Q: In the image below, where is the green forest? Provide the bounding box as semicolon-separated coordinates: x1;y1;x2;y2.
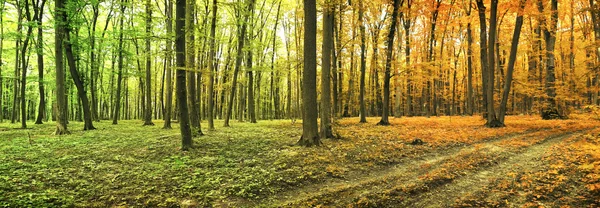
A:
1;0;600;206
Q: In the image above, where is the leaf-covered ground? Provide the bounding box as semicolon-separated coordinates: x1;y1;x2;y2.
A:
0;115;599;207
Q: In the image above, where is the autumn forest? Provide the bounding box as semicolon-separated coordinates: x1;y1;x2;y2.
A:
1;0;600;206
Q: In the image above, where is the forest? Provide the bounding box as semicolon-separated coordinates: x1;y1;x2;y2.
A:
1;0;600;206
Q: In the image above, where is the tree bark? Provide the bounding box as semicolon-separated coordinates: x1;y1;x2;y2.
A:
63;14;96;130
207;0;217;130
54;0;69;135
143;0;154;126
21;0;34;128
164;0;173;129
378;0;402;125
498;0;525;123
113;0;126;125
298;0;321;146
34;0;46;124
358;0;367;123
224;0;254;127
538;0;560;119
176;0;193;150
320;0;334;138
186;0;202;134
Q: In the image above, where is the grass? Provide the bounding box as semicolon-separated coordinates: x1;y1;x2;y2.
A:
0;115;598;207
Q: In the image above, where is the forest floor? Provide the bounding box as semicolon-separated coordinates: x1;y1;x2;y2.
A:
1;115;599;207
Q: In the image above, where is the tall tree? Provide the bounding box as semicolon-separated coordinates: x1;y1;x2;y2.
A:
33;0;46;124
143;0;154;126
224;0;253;127
113;0;126;125
63;0;96;130
320;0;334;138
54;0;69;135
358;0;367;123
21;0;34;128
176;0;193;150
186;0;202;134
538;0;560;119
163;0;173;129
379;0;402;125
207;0;217;130
297;0;320;146
498;0;526;123
465;0;474;116
0;0;3;122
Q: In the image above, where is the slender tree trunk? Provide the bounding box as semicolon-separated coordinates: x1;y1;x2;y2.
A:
21;1;34;128
64;21;96;130
465;1;474;116
34;0;46;124
539;0;560;119
320;0;334;138
113;0;126;125
358;0;367;123
224;0;253;127
298;0;321;146
0;1;4;122
207;0;217;130
54;0;69;134
404;0;412;116
143;0;154;126
164;0;173;129
499;0;525;123
176;0;193;150
378;0;402;125
186;0;202;134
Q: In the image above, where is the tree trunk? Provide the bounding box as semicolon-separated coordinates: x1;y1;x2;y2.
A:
207;0;217;130
0;1;4;122
298;0;321;146
320;0;334;138
498;0;525;123
539;0;560;119
143;0;154;126
164;0;173;129
404;0;412;116
358;0;367;123
54;0;69;135
186;0;202;135
378;0;401;125
113;0;126;125
224;0;254;127
64;19;96;130
34;0;46;124
465;1;474;116
176;0;193;150
21;0;34;128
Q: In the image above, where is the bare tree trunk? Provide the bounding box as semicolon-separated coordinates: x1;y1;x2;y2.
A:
358;0;367;123
176;0;193;150
21;0;34;128
207;0;217;130
34;0;47;124
224;0;254;127
54;0;69;134
378;0;402;125
539;0;561;119
186;0;202;134
298;0;321;146
320;0;334;138
499;0;525;123
164;0;173;129
113;0;126;125
143;0;154;126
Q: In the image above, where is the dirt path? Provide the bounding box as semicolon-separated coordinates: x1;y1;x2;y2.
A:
406;131;587;208
256;128;577;207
